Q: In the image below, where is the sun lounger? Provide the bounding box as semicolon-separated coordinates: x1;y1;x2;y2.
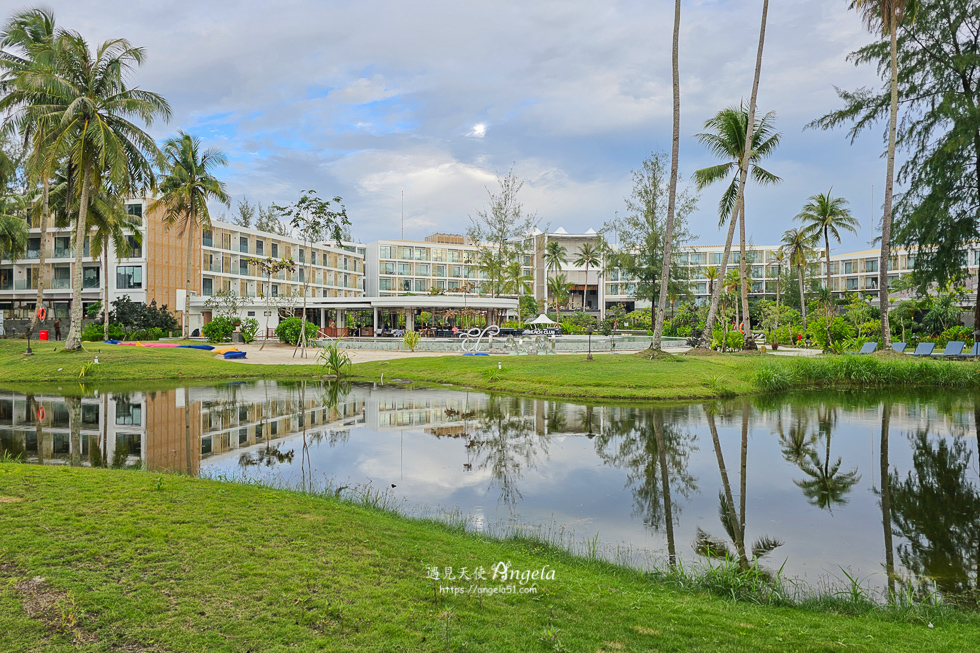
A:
891;342;907;354
907;342;936;357
958;343;980;359
932;341;965;358
849;342;878;355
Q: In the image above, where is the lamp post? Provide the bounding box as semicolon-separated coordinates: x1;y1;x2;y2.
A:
586;326;594;361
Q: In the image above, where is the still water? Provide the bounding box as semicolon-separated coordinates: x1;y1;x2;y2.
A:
2;380;978;600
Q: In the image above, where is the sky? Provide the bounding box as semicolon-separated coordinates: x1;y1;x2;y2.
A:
28;0;890;251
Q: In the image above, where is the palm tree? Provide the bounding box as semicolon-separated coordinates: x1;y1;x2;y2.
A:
704;265;719;297
503;259;532;327
695;104;781;350
573;242;601;311
795;190;859;295
767;248;787;339
781;228;817;334
543;239;566;317
0;8;58;336
547;273;570;325
0;191;29;261
30;30;170;349
795;190;858;348
849;0;911;350
151;132;229;338
653;0;684;352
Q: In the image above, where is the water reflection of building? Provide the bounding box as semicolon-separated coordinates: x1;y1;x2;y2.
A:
0;382;367;474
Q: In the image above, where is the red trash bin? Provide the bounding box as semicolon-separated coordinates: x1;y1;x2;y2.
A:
39;330;49;341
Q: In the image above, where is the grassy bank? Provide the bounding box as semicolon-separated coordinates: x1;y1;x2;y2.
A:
351;351;765;401
1;464;976;652
0;340;319;383
350;351;980;402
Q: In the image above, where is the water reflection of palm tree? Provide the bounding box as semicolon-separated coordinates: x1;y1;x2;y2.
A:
65;395;81;467
890;429;980;606
793;406;860;511
593;407;697;566
778;408;816;466
700;405;782;571
878;401;896;599
466;395;543;504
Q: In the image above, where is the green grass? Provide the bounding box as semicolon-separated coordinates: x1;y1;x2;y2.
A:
0;340;319;383
755;355;980;392
1;464;978;652
351;351;765;401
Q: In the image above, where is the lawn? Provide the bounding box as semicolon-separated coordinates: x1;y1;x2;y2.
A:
0;339;319;384
1;464;975;652
351;351;767;401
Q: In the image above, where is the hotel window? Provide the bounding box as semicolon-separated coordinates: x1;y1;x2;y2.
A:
256;240;264;256
83;267;100;288
844;261;854;274
203;230;213;247
414;279;427;292
271;284;279;297
432;249;446;262
711;252;723;265
417;264;429;275
846;277;858;290
379;279;392;291
124;235;142;258
451;266;462;278
865;259;878;273
116;266;143;289
398;263;411;275
383;262;396;275
415;248;427;261
310;251;316;265
907;254;915;268
402;279;411;291
865;277;878;289
435;265;446;277
240;237;249;253
436;280;445;290
449;250;461;263
400;247;413;260
380;245;391;258
448;280;459;290
115;402;142;426
125;203;143;219
298;248;304;263
203;278;213;296
271;243;279;258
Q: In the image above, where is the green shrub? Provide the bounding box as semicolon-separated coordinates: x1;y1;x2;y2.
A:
805;316;854;349
403;331;421;352
319;340;352;376
240;318;260;344
82;323;125;342
202;316;235;343
275;317;319;345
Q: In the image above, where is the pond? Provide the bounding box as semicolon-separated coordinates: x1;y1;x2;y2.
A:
2;380;978;603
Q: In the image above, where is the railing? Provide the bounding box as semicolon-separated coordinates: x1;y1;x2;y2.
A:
25;250;40;260
53;248;71;259
51;278;71;289
209;263;223;273
82;278;99;289
14;280;36;290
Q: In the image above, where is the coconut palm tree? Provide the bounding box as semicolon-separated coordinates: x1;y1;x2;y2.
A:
574;242;601;311
695;104;781;350
723;267;742;327
849;0;912;350
704;265;719;297
795;190;859;294
0;204;29;261
547;273;570;325
151;132;229;338
544;240;566;279
768;248;787;338
781;228;817;334
795;190;858;348
0;8;58;335
29;30;170;349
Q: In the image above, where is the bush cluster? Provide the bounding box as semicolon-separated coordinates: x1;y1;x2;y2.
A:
202;316;236;343
275;317;319;345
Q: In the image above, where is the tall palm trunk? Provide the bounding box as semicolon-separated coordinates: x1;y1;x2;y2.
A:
735;0;771;350
65;166;92;351
31;178;50;336
739;404;749;545
775;263;781;337
879;22;898;349
798;263;808;335
653;410;676;566
824;228;835;348
700;214;739;347
653;0;682;351
739;203;754;348
183;210;195;339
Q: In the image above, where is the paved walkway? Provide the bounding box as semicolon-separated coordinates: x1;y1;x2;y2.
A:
221;342;823;365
